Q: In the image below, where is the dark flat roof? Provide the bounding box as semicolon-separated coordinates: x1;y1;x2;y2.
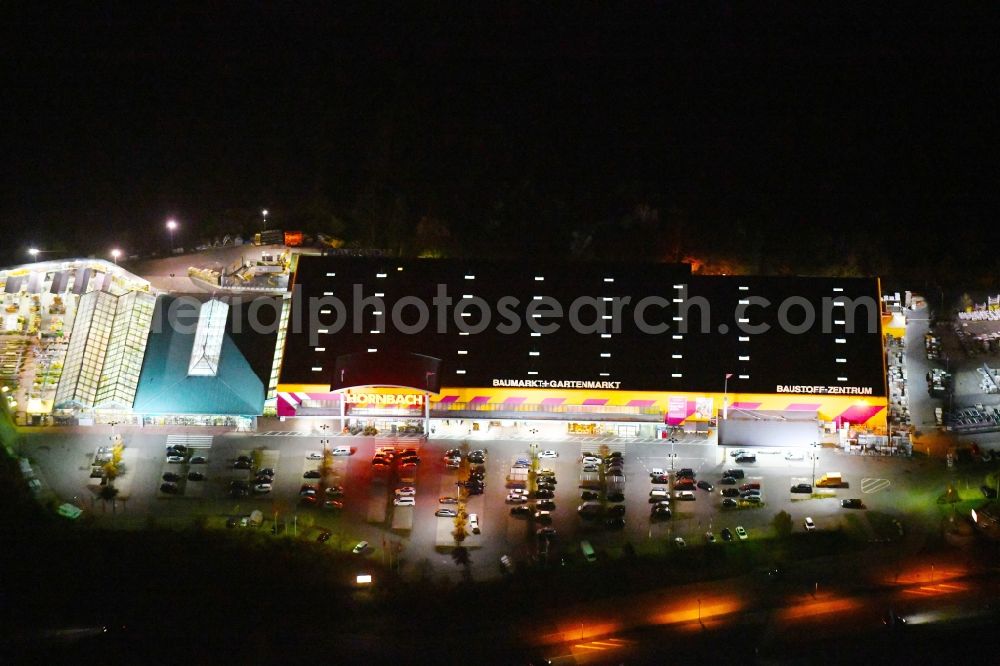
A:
280;257;885;397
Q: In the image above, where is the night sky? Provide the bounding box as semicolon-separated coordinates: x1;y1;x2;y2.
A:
2;4;997;281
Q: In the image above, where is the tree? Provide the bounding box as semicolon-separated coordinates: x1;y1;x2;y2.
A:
772;510;793;538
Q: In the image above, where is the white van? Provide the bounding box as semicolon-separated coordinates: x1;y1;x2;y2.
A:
469;513;481;534
332;446;352;456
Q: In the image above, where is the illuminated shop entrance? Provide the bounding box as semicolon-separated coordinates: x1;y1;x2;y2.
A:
342;389;429;435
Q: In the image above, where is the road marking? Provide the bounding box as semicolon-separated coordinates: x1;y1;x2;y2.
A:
861;477;891;493
166;434;213;448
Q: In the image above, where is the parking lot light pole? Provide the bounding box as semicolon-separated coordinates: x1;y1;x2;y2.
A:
668;436;678;470
811;442;819;488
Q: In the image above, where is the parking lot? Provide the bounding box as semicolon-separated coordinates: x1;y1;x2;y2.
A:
18;421;953;580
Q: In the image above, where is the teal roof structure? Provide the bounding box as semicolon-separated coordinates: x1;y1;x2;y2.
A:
133;297;265;415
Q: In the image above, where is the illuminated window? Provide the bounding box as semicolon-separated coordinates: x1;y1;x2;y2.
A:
367;348;377;353
738;355;750;361
604;278;614;283
600;352;611;358
529;351;540;356
738;374;749;379
456;369;466;374
671;373;682;378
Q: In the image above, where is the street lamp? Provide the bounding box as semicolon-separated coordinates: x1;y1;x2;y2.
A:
166;219;178;251
110;249;121;265
28;248;39;259
723;373;733;420
811;442;819;489
261;209;269;230
668;434;679;470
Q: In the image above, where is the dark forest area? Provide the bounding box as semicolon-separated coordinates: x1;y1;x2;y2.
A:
2;5;996;286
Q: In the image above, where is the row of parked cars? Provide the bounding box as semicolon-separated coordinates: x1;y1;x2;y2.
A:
160;444;208;494
578;451;627;529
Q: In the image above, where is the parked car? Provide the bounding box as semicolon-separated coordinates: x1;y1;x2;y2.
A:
721;487;740;497
582;456;601;465
674;537;687;548
735;455;757;463
439;496;458;504
791;483;813;493
651;474;670;484
187;471;205;481
300;485;318;496
469;513;481;534
162;472;181;482
160;482;178;494
507;494;528;504
258;468;275;477
649;489;670;501
677;468;695;478
841;498;864;509
719;476;737;485
394;486;416;497
300;495;318;505
436;508;458;517
740;482;761;491
735;526;748;540
674;490;696;501
804;516;816;531
306;451;323;460
253;483;272;494
725;468;745;479
468;450;486;464
534;510;553;523
651;505;672;519
537;500;556;511
510;506;532;517
705;531;716;543
167;444;187;454
534;489;554;499
674;479;697;490
325;486;345;497
536;527;557;539
582;490;599;501
721;498;738;508
981;485;998;499
303;470;321;478
539;450;558;458
190;456;207;464
607;504;626;517
606;492;625;502
352;540;369;554
317;531;331;543
696;480;714;492
740;496;762;505
720;527;733;541
166;456;185;464
393;497;415;506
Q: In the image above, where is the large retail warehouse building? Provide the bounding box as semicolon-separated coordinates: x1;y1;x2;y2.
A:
276;257;888;445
